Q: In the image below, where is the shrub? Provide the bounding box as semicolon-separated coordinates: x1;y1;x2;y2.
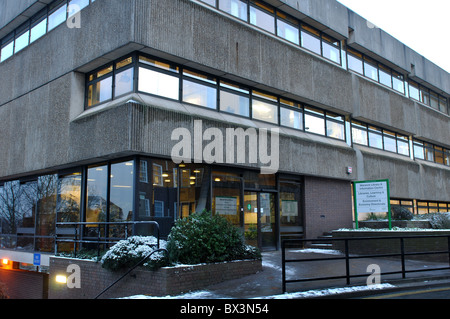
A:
430;213;450;229
166;210;261;265
391;206;413;221
101;236;169;271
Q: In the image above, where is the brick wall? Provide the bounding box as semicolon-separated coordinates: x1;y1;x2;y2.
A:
0;268;48;299
48;257;262;299
304;176;353;239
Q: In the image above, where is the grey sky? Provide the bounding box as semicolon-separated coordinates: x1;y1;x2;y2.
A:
337;0;450;73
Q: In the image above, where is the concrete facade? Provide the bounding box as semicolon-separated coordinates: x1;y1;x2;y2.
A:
0;0;449;282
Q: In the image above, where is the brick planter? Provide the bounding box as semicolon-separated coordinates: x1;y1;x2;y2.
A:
48;257;262;299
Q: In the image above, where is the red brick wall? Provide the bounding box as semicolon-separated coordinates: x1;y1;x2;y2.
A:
304;176;353;239
0;268;48;299
48;257;262;299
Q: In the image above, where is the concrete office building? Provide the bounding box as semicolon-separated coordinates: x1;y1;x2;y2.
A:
0;0;449;297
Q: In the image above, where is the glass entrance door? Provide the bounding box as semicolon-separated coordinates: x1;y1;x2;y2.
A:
244;191;277;250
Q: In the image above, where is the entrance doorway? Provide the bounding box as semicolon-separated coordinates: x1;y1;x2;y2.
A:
244;191;277;250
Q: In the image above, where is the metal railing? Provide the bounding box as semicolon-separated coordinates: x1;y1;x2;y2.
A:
54;221;161;258
281;234;450;293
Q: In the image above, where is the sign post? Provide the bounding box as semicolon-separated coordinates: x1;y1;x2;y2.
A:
353;179;391;230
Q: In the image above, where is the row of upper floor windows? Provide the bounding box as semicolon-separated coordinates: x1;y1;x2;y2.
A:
0;0;95;63
347;48;449;115
198;0;450;117
86;52;450;167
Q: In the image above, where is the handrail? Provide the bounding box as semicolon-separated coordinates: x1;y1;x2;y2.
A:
54;221;161;257
281;234;450;293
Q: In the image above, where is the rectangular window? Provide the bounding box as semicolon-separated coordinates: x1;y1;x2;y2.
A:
351;121;368;146
322;34;340;63
392;71;405;94
435;146;444;164
14;29;30;54
183;70;217;109
430;92;439;110
252;91;278;124
378;64;392;88
201;0;216;6
383;131;397;153
30;17;47;44
277;17;299;45
48;2;68;31
219;0;248;21
280;99;303;130
420;87;430;105
368;126;383;149
347;49;363;74
397;135;410;156
0;39;14;62
408;81;420;101
439;96;448;114
68;0;90;12
249;1;275;33
326;113;345;140
138;67;179;100
424;143;434;162
115;67;134;97
413;141;425;160
444;149;450;166
364;57;378;82
304;107;325;136
301;26;321;55
87;76;112;107
109;161;134;224
219;81;250;117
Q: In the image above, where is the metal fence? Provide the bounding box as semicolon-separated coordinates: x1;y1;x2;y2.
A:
54;221;161;258
281;234;450;293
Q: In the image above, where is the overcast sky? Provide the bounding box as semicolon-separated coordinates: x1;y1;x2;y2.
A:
336;0;450;73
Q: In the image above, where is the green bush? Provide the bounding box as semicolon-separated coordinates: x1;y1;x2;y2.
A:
391;206;413;221
166;211;261;265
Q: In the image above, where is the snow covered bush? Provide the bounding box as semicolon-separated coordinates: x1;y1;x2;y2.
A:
101;236;169;271
391;206;413;220
430;213;450;229
166;210;261;265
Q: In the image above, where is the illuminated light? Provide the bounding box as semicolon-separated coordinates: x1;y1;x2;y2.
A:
190;181;195;185
193;170;200;173
162;173;169;177
214;178;221;182
189;176;196;180
164;179;171;183
179;164;185;168
125;162;133;166
55;275;67;284
2;259;9;265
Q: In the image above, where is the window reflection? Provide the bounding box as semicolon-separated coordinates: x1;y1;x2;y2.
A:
212;172;242;227
250;1;275;33
30;18;47;44
277;18;299;45
252;98;278;124
48;3;68;31
85;165;107;237
0;40;14;62
301;28;321;55
115;67;134;97
87;77;112;107
219;0;247;21
139;67;179;100
183;78;217;109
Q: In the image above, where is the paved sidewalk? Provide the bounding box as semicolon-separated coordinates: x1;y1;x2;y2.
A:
195;249;450;299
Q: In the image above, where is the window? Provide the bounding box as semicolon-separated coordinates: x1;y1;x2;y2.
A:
420;87;430;105
413;140;425;160
251;91;278;124
364;57;378;82
48;1;68;31
392;71;405;94
430;92;439;110
408;81;420;101
397;135;410;156
347;49;363;74
182;70;217;109
368;126;383;149
276;12;299;45
280;99;303;130
219;81;250;117
439;96;448;113
14;27;30;54
110;161;134;223
201;0;217;6
219;0;247;21
30;16;47;44
69;0;90;11
326;113;345;140
424;142;434;162
138;67;179;100
304;107;325;136
383;130;397;153
301;25;321;55
322;34;340;64
351;121;368;146
249;1;275;33
0;37;14;62
87;65;113;108
378;64;392;88
115;65;134;97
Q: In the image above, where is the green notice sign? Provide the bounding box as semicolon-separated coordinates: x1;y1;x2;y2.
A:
353;179;391;229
